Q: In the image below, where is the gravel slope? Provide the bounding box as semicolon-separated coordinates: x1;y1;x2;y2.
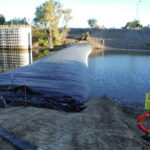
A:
0;97;150;150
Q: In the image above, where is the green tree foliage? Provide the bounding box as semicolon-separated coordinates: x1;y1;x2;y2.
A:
32;27;48;46
88;18;98;28
33;49;50;61
60;9;72;42
34;0;72;49
5;17;29;25
123;20;143;29
0;14;5;25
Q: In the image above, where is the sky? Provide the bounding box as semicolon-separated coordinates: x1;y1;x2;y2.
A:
0;0;150;28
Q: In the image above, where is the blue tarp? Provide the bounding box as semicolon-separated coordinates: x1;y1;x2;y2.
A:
0;44;92;111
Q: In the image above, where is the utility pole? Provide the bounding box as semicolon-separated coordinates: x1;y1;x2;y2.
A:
136;0;142;20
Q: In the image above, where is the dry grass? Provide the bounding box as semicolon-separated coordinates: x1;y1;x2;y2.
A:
65;36;107;56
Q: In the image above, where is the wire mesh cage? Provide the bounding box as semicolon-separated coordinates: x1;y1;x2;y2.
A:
0;25;32;72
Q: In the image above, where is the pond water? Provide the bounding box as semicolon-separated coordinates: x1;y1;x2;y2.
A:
88;50;150;108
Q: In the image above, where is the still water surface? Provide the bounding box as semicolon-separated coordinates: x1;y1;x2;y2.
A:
88;50;150;107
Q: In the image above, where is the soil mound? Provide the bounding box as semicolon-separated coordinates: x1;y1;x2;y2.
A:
0;98;149;150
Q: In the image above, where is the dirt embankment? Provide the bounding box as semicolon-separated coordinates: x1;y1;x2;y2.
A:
0;97;149;150
66;28;150;51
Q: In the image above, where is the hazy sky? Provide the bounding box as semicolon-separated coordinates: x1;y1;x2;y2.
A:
0;0;150;28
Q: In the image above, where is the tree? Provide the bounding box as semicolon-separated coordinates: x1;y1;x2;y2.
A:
60;9;72;43
123;20;143;29
34;0;72;49
88;18;98;28
5;17;29;25
0;14;5;25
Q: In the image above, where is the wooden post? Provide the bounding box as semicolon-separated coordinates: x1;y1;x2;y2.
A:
24;81;27;106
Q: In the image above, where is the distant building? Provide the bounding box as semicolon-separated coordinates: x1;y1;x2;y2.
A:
0;25;32;72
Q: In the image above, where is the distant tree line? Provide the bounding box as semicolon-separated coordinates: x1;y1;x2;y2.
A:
0;14;29;25
0;14;5;25
5;17;29;25
87;18;150;30
122;20;150;29
123;20;143;29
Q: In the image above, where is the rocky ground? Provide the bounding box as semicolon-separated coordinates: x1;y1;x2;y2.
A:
0;97;150;150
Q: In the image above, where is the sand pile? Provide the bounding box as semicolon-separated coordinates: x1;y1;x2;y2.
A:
0;97;150;150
